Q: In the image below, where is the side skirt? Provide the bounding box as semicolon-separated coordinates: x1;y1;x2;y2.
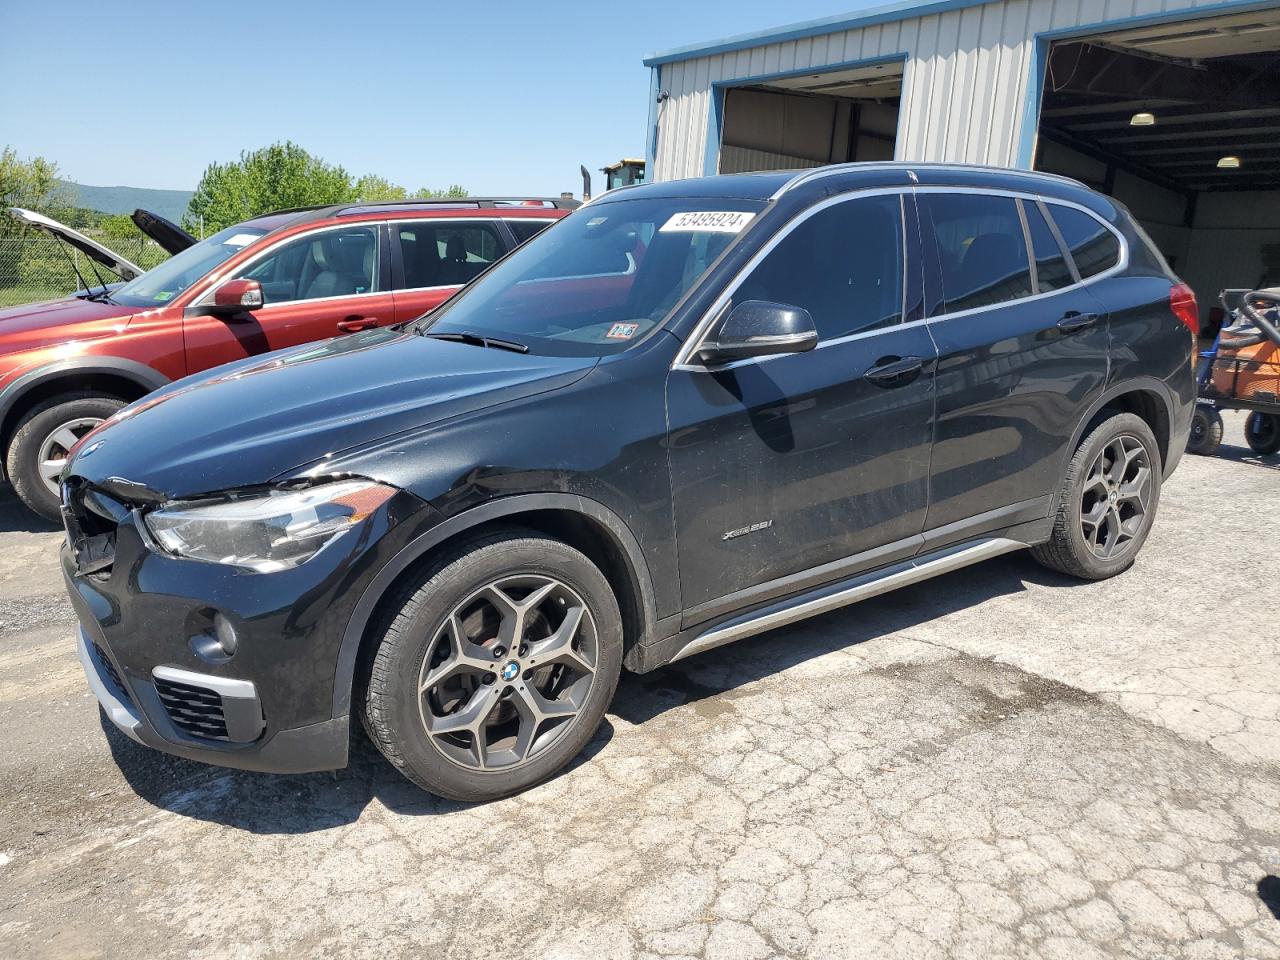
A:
663;536;1029;666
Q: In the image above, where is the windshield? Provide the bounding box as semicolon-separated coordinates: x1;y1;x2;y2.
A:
110;225;269;308
422;196;765;356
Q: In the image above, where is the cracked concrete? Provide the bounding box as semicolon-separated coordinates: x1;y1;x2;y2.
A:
1;412;1278;959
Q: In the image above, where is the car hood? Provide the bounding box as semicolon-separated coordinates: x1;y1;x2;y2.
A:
130;209;196;255
67;328;598;500
0;295;137;351
8;207;144;280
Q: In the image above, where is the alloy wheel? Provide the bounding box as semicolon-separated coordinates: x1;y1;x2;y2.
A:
36;417;103;497
1079;434;1152;560
417;574;599;771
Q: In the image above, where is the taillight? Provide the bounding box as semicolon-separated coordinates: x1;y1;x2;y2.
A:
1170;282;1199;336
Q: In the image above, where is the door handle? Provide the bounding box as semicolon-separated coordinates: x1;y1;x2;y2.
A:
864;355;924;387
1056;311;1099;333
337;316;378;333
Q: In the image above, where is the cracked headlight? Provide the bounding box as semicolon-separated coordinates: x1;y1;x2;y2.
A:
144;479;397;572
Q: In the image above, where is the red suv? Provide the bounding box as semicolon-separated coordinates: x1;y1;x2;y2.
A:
0;198;573;519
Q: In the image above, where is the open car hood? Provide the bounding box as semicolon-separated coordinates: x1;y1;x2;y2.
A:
8;207;144;281
130;208;196;255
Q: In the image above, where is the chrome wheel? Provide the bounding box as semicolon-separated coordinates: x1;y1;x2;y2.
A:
417;574;598;771
1079;434;1152;560
36;417;102;496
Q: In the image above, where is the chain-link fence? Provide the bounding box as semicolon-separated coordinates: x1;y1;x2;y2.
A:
0;233;171;308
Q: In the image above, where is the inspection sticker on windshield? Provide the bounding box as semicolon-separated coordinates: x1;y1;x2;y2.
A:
606;322;640;340
223;233;258;247
659;211;754;234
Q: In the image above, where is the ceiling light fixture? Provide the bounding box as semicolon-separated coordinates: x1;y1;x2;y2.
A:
1217;155;1242;169
1130;112;1156;126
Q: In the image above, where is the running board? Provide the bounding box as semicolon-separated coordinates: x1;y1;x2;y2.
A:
670;537;1028;663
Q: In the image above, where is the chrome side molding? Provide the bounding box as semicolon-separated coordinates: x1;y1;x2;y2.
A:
671;537;1027;663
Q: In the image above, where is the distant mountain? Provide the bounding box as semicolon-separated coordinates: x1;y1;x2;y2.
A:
58;180;194;223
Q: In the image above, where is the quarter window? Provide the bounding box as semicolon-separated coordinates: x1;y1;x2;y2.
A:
923;194;1033;313
240;227;380;304
732;194;904;341
506;219;556;244
1023;201;1073;292
398;221;505;289
1048;205;1120;279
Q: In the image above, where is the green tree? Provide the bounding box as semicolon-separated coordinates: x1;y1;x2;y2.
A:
353;174;408;202
413;184;469;199
184;141;355;233
0;146;68;233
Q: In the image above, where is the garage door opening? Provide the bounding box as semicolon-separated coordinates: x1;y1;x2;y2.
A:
1034;8;1280;334
717;61;902;175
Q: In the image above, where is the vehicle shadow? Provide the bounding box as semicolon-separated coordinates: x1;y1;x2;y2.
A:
0;489;61;534
612;552;1069;726
102;710;617;834
104;553;1073;833
1209;442;1280;471
1260;875;1280;921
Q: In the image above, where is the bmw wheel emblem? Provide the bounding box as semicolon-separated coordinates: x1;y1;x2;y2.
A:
501;660;520;682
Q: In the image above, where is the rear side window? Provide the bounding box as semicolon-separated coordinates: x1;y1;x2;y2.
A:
1023;201;1073;292
923;194;1033;313
1047;205;1120;279
733;193;904;341
398;221;505;289
506;219;556;244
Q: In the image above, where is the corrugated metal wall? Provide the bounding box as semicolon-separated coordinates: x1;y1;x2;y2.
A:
652;0;1242;182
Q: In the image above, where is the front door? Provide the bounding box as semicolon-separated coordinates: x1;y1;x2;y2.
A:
918;192;1111;537
667;192;937;623
184;224;394;371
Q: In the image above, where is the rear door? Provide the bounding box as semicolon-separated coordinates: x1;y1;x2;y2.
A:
666;190;937;621
919;190;1111;542
390;218;510;323
183;223;394;371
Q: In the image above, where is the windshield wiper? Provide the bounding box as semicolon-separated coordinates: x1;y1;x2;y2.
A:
425;331;529;354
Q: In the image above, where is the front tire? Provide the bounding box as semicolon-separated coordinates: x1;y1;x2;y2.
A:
6;393;125;522
1244;412;1280;455
1032;413;1162;581
362;529;623;801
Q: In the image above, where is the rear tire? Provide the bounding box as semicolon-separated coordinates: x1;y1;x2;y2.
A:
1244;412;1280;455
6;393;124;522
1032;413;1162;581
1186;406;1223;456
362;529;623;802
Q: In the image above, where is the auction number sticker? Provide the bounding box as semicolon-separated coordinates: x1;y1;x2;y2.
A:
659;211;754;233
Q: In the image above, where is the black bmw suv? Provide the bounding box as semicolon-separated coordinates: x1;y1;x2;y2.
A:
62;164;1196;801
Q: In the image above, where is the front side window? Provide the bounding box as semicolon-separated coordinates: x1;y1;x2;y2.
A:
239;226;380;304
924;194;1033;314
732;194;904;341
1049;205;1121;280
110;225;268;308
422;197;764;356
398;221;505;289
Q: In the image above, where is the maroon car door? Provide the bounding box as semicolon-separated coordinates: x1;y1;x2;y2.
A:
184;224;395;371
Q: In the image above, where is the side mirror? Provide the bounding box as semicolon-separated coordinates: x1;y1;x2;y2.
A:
698;300;818;364
209;278;263;316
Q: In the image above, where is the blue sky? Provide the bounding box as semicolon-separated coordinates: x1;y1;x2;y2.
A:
0;0;882;196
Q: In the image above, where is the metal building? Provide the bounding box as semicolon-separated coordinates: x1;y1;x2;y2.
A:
643;0;1280;321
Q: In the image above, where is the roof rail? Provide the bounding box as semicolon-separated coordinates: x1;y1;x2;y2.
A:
331;197;580;217
770;162;1085;199
258;196;580;221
